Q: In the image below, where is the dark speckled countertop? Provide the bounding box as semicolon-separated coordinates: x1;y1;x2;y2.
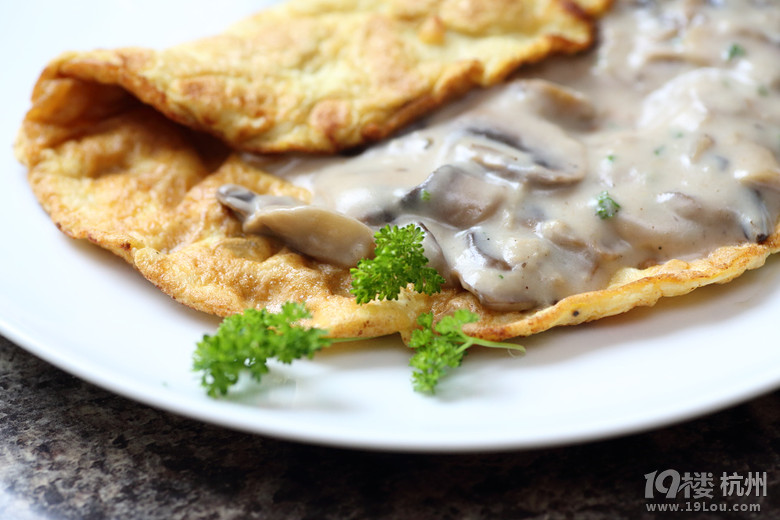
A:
1;333;778;520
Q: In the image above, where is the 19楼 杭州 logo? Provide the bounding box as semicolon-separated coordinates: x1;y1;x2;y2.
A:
645;470;766;499
643;470;766;513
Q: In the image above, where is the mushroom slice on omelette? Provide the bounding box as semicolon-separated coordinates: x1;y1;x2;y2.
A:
15;0;780;342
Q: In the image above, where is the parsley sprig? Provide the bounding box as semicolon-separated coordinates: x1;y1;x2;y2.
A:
409;310;525;394
193;302;331;397
193;304;524;397
350;223;445;304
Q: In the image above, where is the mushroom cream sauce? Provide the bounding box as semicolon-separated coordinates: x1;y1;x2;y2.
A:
221;0;780;312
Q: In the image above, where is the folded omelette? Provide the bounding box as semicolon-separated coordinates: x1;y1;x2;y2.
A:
15;0;780;341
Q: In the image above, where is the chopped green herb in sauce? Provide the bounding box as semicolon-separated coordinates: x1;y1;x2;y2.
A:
725;43;746;61
595;191;621;219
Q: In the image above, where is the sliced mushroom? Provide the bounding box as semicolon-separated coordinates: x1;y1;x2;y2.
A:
738;190;774;243
688;134;715;162
453;255;538;312
464;231;512;270
659;191;774;242
732;140;780;191
537;220;624;278
537;220;589;251
613;190;773;258
444;118;588;186
217;184;375;267
217;184;302;218
518;80;597;132
400;163;506;228
450;234;554;311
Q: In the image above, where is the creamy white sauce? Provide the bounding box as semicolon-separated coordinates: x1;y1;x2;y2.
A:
249;0;780;311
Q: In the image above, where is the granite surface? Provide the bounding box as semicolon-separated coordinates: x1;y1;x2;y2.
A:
1;333;778;520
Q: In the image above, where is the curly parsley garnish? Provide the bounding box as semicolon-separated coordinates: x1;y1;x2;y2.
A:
350;223;445;304
193;302;332;397
409;310;525;394
193;305;524;397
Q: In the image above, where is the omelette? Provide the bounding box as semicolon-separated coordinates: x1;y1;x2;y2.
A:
14;0;780;342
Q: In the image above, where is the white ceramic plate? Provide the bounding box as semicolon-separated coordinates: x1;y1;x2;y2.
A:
3;0;780;452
